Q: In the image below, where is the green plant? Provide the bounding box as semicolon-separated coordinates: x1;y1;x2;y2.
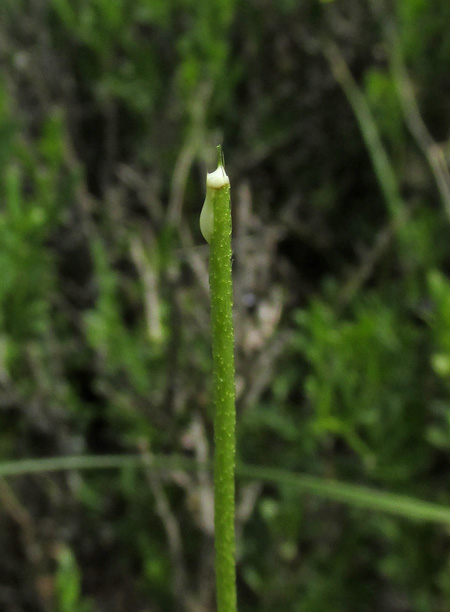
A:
201;146;237;612
54;545;92;612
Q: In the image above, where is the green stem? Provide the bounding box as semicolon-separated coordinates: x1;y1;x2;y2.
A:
208;146;237;612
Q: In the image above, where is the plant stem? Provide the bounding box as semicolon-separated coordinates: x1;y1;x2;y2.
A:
206;146;237;612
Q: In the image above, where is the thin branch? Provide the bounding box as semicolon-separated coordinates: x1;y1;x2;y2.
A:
1;454;450;526
390;36;450;220
323;40;407;232
138;441;192;611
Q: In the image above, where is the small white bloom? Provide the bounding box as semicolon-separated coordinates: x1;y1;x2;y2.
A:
200;163;229;243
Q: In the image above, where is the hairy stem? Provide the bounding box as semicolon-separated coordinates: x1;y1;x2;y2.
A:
207;146;237;612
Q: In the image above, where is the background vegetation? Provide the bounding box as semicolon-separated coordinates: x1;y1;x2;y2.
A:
1;0;450;610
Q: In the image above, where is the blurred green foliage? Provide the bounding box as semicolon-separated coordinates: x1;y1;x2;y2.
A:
54;546;92;612
1;0;450;610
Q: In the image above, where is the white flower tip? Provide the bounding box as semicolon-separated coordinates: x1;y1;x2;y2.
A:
206;165;230;190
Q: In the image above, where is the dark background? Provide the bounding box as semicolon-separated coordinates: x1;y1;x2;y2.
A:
1;0;450;610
